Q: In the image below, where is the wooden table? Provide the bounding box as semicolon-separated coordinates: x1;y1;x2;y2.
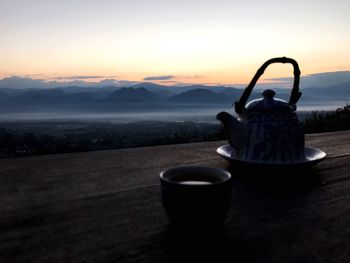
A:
0;130;350;262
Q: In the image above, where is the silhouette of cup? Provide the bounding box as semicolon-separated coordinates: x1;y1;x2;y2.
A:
160;166;232;225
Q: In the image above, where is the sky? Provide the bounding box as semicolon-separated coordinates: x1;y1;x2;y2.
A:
1;0;350;86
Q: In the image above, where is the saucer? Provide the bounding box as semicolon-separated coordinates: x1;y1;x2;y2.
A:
217;145;326;168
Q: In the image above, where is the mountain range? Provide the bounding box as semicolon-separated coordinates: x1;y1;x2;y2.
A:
0;80;349;113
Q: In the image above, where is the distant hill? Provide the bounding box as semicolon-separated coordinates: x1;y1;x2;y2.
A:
12;89;66;104
131;82;175;97
219;88;244;100
302;81;350;100
60;92;98;104
0;80;349;115
168;89;231;104
107;87;162;103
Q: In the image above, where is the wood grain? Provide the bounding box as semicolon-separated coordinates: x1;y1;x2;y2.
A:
0;130;349;262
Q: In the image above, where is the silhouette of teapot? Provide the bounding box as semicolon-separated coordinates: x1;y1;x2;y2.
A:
217;57;305;164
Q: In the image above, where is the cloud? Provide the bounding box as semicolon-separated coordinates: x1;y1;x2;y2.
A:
53;75;117;80
24;74;45;77
0;76;137;89
142;74;204;85
159;79;221;87
143;75;176;81
180;75;203;79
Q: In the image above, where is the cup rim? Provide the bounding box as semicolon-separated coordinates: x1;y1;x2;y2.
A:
160;165;231;186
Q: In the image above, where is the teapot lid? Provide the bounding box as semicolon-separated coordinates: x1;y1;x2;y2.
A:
245;89;292;113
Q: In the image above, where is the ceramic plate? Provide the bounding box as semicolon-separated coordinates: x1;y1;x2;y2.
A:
217;145;326;168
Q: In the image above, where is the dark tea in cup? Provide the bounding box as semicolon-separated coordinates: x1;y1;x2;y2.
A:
160;166;232;225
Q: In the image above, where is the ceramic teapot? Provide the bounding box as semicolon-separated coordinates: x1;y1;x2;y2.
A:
217;57;305;164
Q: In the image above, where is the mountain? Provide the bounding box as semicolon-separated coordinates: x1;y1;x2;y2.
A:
302;81;350;100
60;92;99;104
131;82;175;97
168;89;231;104
187;85;229;93
107;87;162;103
12;89;66;104
0;79;349;115
220;87;244;100
54;85;118;94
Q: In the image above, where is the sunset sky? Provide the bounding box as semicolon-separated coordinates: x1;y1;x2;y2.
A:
1;0;350;86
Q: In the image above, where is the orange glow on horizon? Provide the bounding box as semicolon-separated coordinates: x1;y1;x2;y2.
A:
1;0;349;86
1;62;350;88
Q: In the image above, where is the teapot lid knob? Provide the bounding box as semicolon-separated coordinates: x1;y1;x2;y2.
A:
262;89;275;99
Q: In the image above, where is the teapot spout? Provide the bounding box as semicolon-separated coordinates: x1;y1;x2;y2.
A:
216;111;246;155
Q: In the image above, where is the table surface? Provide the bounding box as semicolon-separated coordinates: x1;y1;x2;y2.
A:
0;130;350;263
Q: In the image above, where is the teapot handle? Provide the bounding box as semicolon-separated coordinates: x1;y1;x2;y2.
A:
234;57;302;114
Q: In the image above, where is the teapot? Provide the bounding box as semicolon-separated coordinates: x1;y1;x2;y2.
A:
217;57;305;164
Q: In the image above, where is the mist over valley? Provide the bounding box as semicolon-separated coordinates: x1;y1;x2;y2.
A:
0;76;349;122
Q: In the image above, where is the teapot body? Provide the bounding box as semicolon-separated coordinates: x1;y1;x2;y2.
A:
240;110;305;163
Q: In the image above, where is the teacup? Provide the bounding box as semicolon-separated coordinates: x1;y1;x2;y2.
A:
160;166;232;225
